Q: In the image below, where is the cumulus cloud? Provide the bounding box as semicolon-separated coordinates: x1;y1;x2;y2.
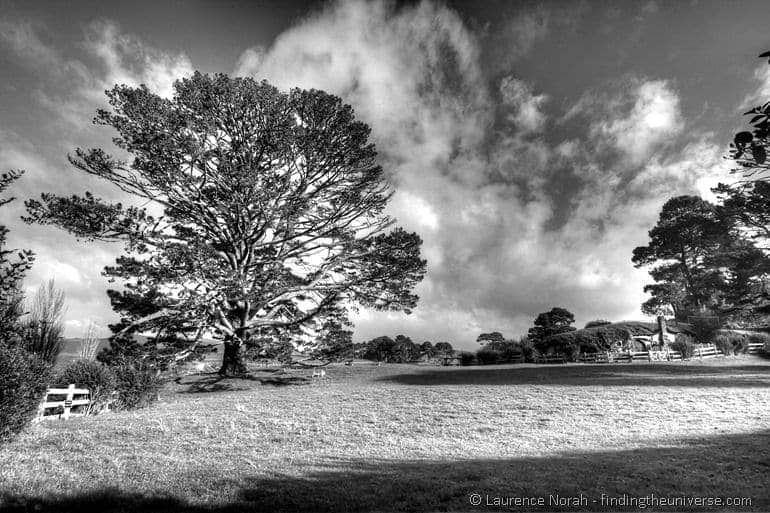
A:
500;77;548;134
83;20;193;100
741;61;770;112
569;78;684;165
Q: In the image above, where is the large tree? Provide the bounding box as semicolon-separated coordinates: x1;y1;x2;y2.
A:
632;196;728;320
713;164;770;322
708;52;770;321
527;307;576;343
24;73;427;375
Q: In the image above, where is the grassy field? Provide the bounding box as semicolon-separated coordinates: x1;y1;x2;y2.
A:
0;357;769;512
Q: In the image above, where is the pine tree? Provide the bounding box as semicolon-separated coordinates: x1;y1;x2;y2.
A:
24;74;426;375
0;171;34;344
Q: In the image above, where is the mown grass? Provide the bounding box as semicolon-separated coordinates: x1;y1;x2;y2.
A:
1;358;769;512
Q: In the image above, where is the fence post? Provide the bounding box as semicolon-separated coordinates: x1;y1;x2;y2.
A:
63;384;75;420
35;393;47;422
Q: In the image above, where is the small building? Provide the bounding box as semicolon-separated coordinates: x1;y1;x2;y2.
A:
617;318;694;351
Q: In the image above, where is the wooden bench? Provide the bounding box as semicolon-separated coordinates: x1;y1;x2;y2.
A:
36;384;91;421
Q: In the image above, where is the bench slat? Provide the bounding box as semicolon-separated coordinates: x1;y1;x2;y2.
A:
46;388;90;395
42;399;91;408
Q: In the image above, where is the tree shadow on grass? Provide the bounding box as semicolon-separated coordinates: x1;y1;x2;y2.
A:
174;372;310;394
378;363;770;388
2;430;768;512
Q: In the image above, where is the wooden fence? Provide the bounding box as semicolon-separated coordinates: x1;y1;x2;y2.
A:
506;341;764;366
692;343;720;358
571;344;724;364
535;354;567;364
36;384;91;421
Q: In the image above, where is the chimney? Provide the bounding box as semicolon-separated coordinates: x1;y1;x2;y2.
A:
657;315;667;347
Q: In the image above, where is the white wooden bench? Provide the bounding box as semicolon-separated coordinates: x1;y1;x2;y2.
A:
36;384;91;421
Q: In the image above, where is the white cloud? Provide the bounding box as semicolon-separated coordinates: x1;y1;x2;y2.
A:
500;77;548;133
742;62;770;109
83;20;194;100
588;79;684;165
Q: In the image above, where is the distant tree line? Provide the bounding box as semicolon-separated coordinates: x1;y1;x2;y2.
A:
321;334;454;363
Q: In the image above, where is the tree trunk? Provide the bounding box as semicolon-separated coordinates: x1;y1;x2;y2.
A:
657;315;667;348
219;338;247;376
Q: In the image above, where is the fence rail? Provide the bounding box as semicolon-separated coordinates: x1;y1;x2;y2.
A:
502;340;765;366
693;344;719;358
535;354;567;364
573;344;723;364
36;384;91;421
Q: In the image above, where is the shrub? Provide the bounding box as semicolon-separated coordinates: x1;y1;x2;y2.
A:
19;279;66;364
538;326;630;360
78;322;101;361
459;351;476;366
476;340;523;364
56;360;116;413
713;334;734;356
670;334;696;359
731;333;751;354
112;365;162;410
748;332;770;354
0;344;51;441
714;331;761;355
690;317;719;344
476;346;501;365
518;337;538;362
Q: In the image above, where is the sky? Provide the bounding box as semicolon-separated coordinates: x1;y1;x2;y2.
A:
2;0;770;349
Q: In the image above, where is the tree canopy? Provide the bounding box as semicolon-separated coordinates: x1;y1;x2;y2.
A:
0;172;34;297
527;307;576;342
476;332;504;345
707;51;770;322
24;73;427;374
632;195;727;319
